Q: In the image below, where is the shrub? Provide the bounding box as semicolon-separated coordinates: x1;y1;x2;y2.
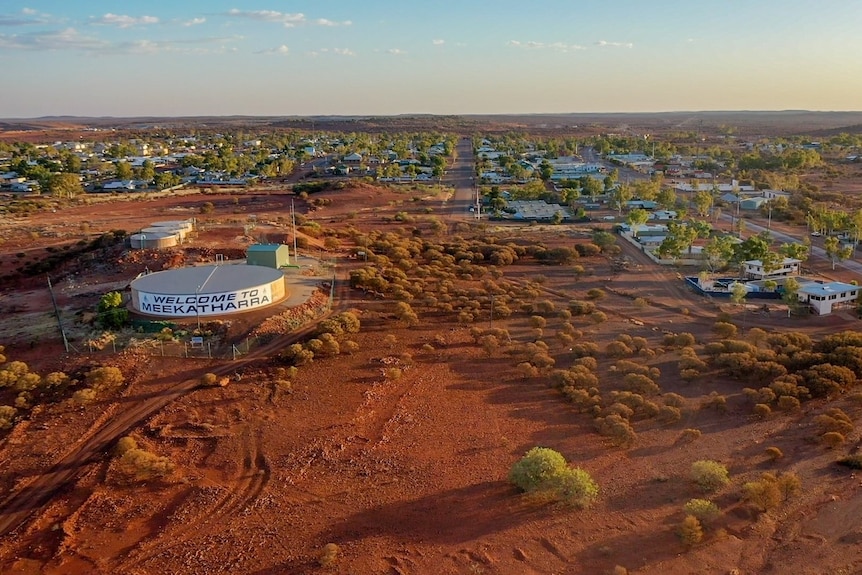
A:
72;388;98;405
753;403;771;419
591;311;608;324
553;467;599;508
741;478;781;511
777;396;801;412
116;448;175;482
663;393;685;408
820;431;846;448
701;392;727;413
384;367;403;380
690;460;730;492
679;428;702;443
0;405;17;430
837;455;862;469
684;499;721;523
200;373;218;387
765;446;784;461
713;321;738;339
659;405;682;424
115;436;138;456
606;341;633;358
586;288;606;300
569;300;596;316
677;515;703;547
85;366;124;393
595;414;637;448
508;447;569;492
318;543;340;567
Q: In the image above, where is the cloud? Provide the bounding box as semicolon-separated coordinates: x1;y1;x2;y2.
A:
0;27;240;54
256;44;290;55
226;9;305;27
0;27;106;51
224;10;351;28
595;40;633;48
183;17;206;27
315;18;352;27
432;39;445;46
90;13;159;28
386;48;406;55
507;40;585;52
0;8;53;26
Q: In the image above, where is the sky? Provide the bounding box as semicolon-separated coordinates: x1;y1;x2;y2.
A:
1;0;861;118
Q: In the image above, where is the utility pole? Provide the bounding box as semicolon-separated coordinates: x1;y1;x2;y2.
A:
47;275;70;352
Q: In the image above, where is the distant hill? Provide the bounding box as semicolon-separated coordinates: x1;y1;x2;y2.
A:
2;111;862;139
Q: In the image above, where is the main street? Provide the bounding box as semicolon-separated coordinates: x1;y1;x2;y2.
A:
444;136;477;219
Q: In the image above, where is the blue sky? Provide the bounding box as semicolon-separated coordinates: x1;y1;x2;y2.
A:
1;1;861;118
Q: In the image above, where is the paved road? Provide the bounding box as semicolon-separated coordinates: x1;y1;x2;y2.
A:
444;137;477;219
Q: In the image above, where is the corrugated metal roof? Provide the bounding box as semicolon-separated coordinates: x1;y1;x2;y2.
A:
131;264;283;295
247;244;288;253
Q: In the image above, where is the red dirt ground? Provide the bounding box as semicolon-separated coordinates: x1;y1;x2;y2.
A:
1;183;862;575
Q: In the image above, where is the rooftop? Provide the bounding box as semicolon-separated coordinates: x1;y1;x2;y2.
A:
131;264;283;295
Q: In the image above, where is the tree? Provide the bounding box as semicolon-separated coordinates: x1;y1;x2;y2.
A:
98;291;129;329
779;242;809;262
656;187;676;210
693;190;714;217
47;172;83;198
823;237;852;270
115;161;133;180
626;208;650;235
703;235;736;271
580;176;604;202
609;183;633;214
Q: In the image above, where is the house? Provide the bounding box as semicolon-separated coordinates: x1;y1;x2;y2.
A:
343;152;363;165
626;200;658;210
797;281;860;315
740;196;769;210
246;244;290;269
743;258;801;280
102;180;137;191
649;210;677;220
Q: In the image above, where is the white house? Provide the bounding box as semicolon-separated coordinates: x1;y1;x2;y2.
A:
743;258;801;280
797;281;860;315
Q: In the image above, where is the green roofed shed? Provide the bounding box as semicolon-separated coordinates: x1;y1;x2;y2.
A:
246;243;290;269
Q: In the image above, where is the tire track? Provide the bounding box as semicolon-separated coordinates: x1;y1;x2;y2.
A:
0;278;349;540
113;426;270;573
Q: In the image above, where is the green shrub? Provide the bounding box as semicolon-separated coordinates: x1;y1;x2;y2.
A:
552;467;599;508
508;447;568;492
690;460;730;492
683;498;721;523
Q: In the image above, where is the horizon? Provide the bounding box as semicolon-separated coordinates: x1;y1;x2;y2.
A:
2;1;861;118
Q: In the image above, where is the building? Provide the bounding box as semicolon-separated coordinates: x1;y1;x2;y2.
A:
740;196;769;211
797;281;860;315
743;258;801;280
246;244;290;269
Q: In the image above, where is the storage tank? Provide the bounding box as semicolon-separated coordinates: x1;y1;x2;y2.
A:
130;264;287;318
129;232;179;249
141;226;188;241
